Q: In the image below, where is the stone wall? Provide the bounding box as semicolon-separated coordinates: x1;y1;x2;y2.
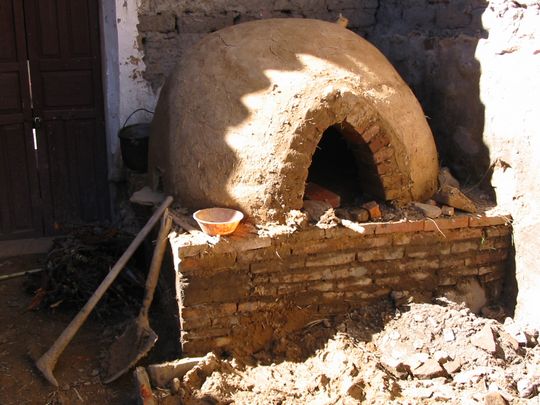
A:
169;214;512;357
137;0;378;90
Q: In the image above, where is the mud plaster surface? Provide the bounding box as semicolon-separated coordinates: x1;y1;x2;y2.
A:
149;18;438;224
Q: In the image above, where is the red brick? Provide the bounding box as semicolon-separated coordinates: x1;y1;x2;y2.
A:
363;201;382;219
376;220;424;234
406;245;441;259
393;232;443;246
306;252;356;267
479;237;512;251
485;225;512;238
439;256;466;268
423;216;469;231
469;215;510;227
449;267;478;276
361;125;380;143
305;182;341;208
368;132;390;153
357;247;404;261
373;146;395;163
443;227;484;241
451;241;479;253
376;161;396;175
465;250;509;266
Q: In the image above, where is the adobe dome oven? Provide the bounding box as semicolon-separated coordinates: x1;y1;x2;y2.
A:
148;19;512;358
148;18;439;223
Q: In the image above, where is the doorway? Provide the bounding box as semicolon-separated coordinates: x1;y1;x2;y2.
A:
0;0;109;240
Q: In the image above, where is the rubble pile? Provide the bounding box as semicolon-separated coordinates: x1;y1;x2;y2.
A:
152;300;539;404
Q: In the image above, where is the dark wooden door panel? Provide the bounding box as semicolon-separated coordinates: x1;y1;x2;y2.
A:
38;119;109;231
0;0;42;239
0;123;41;240
24;0;110;233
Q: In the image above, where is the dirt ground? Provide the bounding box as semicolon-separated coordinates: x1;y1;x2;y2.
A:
165;301;539;405
2;253;539;405
0;253;174;405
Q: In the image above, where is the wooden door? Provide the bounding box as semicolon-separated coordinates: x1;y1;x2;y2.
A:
0;0;43;239
0;0;109;239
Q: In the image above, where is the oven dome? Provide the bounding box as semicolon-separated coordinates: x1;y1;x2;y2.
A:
148;18;438;223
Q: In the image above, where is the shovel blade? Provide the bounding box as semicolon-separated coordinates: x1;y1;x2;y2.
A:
104;321;158;384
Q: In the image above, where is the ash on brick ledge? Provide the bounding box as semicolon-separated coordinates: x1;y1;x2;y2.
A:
168;213;513;357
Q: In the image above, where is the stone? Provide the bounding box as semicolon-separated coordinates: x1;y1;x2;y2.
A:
443;328;455;342
433;185;477;214
471;325;499;354
350;208;370;222
443;359;462;375
412;359;447;380
516;378;536;398
405;353;430;370
170;377;181;395
433;350;450;364
414;202;442;218
362;201;382;220
148;357;204;387
303;200;333;222
484;392;508;405
438;167;461;189
130;186;165;206
441;205;455;216
304;182;341;208
381;357;410;380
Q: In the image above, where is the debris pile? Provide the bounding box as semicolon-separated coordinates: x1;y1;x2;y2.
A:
25;226;145;318
144;299;539;404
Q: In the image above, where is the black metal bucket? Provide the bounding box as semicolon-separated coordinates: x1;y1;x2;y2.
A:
118;109;153;173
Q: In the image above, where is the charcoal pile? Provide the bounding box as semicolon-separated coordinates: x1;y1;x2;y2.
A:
26;226;146;319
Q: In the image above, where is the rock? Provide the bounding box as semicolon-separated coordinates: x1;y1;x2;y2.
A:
404;387;434;399
335;208;352;220
170;377;181;395
471;325;499;354
441;205;455;216
454;368;486;384
481;305;506;321
381;357;410;380
350;207;370;222
443;328;455;342
439;167;461;189
484;392;508;405
303;200;333;221
148;357;205;388
130;186;165;206
516;378;537;398
443;359;462;374
433;185;477;213
433;350;450;364
412;359;447;380
405;353;430;370
362;201;382;220
414;202;442;218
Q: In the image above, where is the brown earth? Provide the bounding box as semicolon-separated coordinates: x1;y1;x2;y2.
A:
0;254;175;405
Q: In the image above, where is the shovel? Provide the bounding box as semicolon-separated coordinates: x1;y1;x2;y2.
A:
104;211;173;383
35;196;173;386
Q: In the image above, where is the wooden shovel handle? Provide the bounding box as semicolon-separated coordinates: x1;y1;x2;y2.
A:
36;196;173;386
140;212;173;320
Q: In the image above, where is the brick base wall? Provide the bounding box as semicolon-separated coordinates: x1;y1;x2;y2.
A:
169;214;512;357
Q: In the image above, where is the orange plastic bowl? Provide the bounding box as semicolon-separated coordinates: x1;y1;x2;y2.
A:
192;208;244;236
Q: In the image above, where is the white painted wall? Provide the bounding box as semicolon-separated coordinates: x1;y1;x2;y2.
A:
100;0;158;182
